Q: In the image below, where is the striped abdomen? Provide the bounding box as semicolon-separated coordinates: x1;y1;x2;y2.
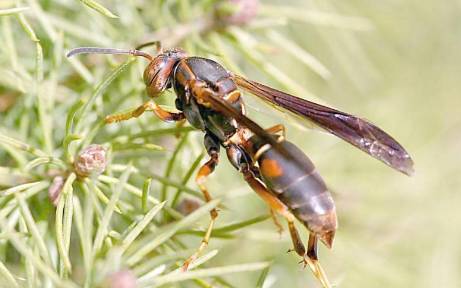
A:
256;141;337;246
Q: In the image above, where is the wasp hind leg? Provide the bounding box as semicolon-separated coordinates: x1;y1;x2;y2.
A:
299;233;331;288
240;164;331;288
105;100;184;124
270;208;284;235
241;167;306;256
182;133;220;271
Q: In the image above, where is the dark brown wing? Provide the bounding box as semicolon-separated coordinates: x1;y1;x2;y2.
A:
233;74;414;176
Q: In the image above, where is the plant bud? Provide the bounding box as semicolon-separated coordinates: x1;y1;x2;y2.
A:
176;197;201;216
216;0;259;26
105;270;136;288
48;176;64;206
74;144;107;178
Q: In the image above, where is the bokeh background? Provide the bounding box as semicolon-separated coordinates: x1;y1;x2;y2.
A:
0;0;460;287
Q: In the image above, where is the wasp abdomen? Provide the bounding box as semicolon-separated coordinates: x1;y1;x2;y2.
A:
279;171;336;235
256;141;337;246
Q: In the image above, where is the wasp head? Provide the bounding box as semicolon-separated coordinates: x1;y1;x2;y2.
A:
66;45;187;98
143;48;187;98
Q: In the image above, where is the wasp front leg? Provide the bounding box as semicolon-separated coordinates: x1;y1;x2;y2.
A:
105;100;184;124
182;133;220;271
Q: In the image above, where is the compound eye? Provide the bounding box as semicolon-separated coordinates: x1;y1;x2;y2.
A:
143;61;159;86
144;58;170;98
143;54;178;98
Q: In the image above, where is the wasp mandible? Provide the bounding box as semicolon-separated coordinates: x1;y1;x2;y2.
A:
67;42;413;288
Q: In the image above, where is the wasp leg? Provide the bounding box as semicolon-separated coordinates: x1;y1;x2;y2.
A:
241;165;331;288
300;233;331;288
239;165;305;256
182;134;220;271
104;101;151;123
135;40;162;53
265;124;286;139
105;101;184;124
174;119;187;138
270;208;284;235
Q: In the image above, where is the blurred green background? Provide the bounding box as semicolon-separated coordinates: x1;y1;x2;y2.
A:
214;1;461;287
1;0;460;287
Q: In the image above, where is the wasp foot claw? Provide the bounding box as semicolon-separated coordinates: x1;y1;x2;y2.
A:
299;256;331;288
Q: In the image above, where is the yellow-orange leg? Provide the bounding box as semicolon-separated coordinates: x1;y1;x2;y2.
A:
105;101;184;124
270;208;284;236
241;167;304;254
182;136;220;271
265;124;286;139
174;119;187;138
301;233;332;288
241;166;331;288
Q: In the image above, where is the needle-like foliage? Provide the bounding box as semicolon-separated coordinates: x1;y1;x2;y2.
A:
2;0;455;287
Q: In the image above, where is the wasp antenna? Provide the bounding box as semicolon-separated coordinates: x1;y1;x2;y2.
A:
66;47;153;61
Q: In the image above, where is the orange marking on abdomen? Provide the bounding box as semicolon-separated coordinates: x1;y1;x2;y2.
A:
261;158;283;178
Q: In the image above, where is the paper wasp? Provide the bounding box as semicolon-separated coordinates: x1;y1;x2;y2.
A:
67;42;413;288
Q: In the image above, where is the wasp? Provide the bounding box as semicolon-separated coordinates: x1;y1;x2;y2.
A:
67;42;413;288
